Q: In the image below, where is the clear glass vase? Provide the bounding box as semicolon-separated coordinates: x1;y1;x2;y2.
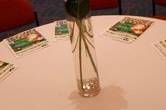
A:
65;0;100;97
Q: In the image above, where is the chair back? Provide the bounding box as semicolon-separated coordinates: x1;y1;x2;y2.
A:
0;0;35;32
90;0;119;10
89;0;122;14
155;0;166;6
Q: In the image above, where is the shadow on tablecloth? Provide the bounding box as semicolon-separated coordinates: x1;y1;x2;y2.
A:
69;85;128;110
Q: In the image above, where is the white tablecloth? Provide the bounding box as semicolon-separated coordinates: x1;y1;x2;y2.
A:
0;15;166;110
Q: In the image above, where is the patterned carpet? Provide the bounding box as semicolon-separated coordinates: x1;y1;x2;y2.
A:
0;0;166;41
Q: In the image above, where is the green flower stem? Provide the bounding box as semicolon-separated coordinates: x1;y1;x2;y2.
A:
77;19;84;89
74;19;99;86
70;22;75;43
82;33;99;76
72;18;94;53
84;33;95;49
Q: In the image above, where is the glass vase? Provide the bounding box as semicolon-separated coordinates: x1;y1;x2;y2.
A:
65;0;100;97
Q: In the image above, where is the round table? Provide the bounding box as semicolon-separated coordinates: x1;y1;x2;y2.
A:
0;15;166;110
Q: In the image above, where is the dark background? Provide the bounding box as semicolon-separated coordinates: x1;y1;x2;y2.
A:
0;0;166;40
30;0;166;24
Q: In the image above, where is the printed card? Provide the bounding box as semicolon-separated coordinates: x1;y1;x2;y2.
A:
5;29;48;56
154;39;166;58
103;17;153;43
0;60;15;80
55;20;69;39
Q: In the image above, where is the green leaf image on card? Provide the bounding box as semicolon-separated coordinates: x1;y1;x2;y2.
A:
55;22;69;35
10;39;33;51
114;22;132;33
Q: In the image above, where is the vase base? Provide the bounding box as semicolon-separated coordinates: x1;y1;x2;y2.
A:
77;78;101;97
79;89;100;97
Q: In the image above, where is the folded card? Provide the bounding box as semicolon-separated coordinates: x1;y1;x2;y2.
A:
0;60;15;81
103;17;153;43
154;39;166;58
54;20;69;39
5;29;48;56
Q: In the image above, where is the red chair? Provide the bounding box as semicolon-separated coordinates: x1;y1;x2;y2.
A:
0;0;39;32
90;0;122;14
152;0;166;20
